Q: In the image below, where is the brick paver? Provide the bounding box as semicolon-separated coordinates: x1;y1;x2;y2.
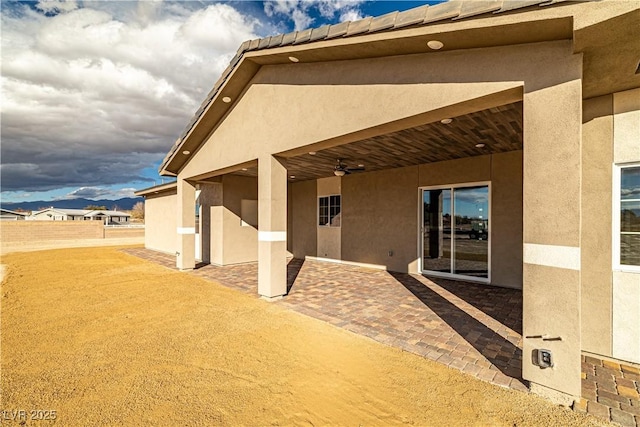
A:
581;354;640;426
123;249;526;391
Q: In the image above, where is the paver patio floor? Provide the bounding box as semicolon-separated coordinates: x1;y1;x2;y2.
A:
123;248;526;392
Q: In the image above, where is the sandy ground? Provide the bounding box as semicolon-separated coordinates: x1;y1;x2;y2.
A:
0;246;609;426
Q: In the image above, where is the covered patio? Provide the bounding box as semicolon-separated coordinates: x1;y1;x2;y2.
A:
124;248;525;392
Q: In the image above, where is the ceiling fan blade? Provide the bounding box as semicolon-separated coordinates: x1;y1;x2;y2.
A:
346;167;365;172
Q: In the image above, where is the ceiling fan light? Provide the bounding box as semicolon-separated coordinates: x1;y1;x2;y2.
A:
334;170;346;177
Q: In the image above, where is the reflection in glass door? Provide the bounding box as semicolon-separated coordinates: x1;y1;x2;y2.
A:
422;184;489;281
422;189;452;273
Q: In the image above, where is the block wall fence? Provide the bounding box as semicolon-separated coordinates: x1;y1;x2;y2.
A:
0;222;144;243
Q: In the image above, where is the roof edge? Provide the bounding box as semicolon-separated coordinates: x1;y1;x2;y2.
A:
135;181;178;197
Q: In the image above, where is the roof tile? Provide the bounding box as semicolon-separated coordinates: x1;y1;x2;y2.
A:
310;25;330;42
423;1;463;23
369;11;398;33
496;0;545;13
228;54;242;70
454;1;503;20
237;40;251;54
281;31;298;46
247;39;260;51
294;28;313;44
268;33;284;47
326;21;350;39
394;5;430;29
541;0;578;5
258;36;272;49
346;17;372;36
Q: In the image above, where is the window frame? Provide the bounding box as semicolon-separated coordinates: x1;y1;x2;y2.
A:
418;181;491;284
613;162;640;272
318;194;341;228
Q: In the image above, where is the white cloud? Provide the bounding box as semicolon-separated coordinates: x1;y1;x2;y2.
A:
339;9;363;22
35;0;78;14
263;0;364;30
1;2;259;192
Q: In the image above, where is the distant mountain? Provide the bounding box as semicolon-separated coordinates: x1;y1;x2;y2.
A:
1;197;144;212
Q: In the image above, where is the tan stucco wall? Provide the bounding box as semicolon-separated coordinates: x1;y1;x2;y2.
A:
523;264;581;395
490;151;524;289
581;95;614;357
613;89;640;163
289;180;317;258
221;175;258;265
613;271;640;364
612;88;640;364
198;183;222;264
342;165;419;274
145;191;177;254
206;176;258;266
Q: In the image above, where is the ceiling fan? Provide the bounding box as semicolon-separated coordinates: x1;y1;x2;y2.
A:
333;159;365;176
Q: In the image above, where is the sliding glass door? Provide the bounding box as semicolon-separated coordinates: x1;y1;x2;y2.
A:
421;183;490;281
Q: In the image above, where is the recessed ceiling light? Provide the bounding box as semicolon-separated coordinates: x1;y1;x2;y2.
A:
182;150;190;155
222;96;231;103
241;168;248;171
358;164;364;168
289;56;299;63
440;118;453;124
475;143;485;148
309;151;317;155
427;40;444;50
290;175;296;179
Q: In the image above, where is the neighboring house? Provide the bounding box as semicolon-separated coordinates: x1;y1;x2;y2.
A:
29;207;131;224
0;208;29;220
136;0;640;415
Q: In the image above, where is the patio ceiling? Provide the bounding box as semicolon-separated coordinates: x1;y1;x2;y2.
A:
232;101;523;182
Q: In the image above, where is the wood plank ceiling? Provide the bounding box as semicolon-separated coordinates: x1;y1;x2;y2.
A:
233;101;523;181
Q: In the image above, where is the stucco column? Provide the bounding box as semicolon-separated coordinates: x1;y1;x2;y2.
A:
522;73;582;401
176;179;196;270
258;154;287;299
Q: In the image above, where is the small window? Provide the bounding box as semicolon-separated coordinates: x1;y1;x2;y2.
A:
319;195;341;227
615;164;640;269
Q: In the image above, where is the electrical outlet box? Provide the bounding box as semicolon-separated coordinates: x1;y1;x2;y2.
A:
533;349;553;368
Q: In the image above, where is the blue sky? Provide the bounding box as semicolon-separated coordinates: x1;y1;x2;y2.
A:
1;0;444;203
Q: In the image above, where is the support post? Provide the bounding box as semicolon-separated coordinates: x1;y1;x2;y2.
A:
522;73;582;401
258;155;288;299
177;178;196;270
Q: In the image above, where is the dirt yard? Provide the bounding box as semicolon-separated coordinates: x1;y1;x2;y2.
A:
1;247;608;426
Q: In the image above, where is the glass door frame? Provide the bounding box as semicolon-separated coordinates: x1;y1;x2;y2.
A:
418;181;492;284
